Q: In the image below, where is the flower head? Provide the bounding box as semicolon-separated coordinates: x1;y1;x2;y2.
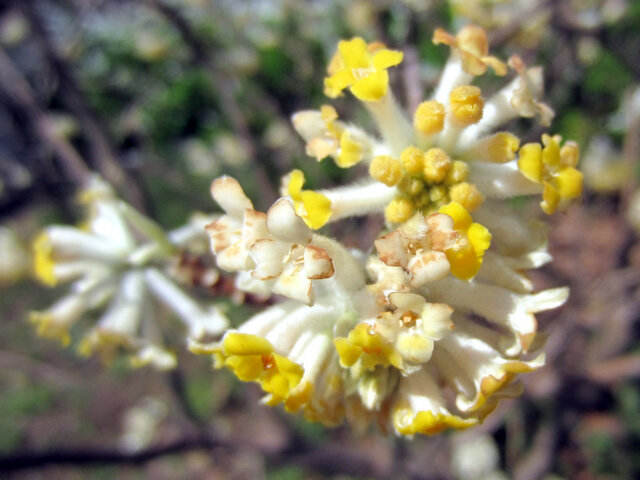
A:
196;26;580;436
31;176;228;369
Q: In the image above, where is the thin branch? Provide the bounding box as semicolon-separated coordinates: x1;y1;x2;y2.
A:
16;1;148;210
0;437;217;472
0;47;90;183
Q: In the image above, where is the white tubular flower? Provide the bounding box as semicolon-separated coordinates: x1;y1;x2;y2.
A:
196;27;582;436
0;227;32;285
30;176;228;369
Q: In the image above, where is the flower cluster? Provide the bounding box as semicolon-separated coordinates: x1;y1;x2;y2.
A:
193;26;581;435
31;176;228;370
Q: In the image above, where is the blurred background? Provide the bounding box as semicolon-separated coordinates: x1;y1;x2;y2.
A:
1;0;640;478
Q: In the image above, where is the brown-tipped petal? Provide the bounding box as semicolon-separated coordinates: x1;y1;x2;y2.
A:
303;245;335;279
375;231;410;267
408;251;451;287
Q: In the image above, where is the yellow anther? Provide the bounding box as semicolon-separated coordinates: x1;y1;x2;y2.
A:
370;155;403;186
415;191;431;208
449;85;484;126
423;148;452;183
398;176;425;197
483;132;521;163
385;197;414;223
429;186;447;203
449;182;484;212
443;160;470;185
401;146;425;175
413;100;445;136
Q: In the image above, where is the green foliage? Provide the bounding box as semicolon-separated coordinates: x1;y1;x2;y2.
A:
0;382;56;416
143;70;218;145
267;465;306;480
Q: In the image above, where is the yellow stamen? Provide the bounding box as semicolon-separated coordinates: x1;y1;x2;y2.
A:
449;86;484;126
448;182;484;212
400;146;425;176
370;155;403;186
443;160;470;185
482;132;521;163
423;148;452;183
413;100;445;136
385;197;414;224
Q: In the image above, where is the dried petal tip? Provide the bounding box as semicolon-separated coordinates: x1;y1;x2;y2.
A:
433;25;507;76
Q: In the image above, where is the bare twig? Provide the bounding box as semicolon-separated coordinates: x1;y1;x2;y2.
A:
16;1;148;210
0;47;90;183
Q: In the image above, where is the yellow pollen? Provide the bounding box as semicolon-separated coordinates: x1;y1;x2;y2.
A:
414;100;445;136
423;148;451;183
415;191;431;208
385;197;414;223
398;176;425;197
449;182;484;212
484;132;521;163
400;146;425;175
370;155;403;186
429;186;447;203
443;160;470;185
449;86;484;126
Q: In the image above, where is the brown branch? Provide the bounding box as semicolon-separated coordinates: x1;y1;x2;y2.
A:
0;437;217;473
16;1;148;210
0;46;90;183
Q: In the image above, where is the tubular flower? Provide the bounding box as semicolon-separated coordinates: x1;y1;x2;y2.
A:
31;176;228;369
196;26;580;436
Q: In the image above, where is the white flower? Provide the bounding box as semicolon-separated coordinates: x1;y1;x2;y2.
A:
195;27;581;436
31;176;228;369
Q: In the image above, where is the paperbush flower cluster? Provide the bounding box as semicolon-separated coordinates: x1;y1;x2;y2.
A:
31;177;228;369
192;25;582;436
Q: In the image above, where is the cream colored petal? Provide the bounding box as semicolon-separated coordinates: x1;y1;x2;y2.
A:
250;238;291;280
303;245;334;279
408;250;451;286
266;198;313;243
242;209;269;247
375;230;409;267
210;176;253;217
273;265;313;305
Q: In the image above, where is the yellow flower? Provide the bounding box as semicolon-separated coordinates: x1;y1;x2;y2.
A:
438;202;491;280
518;134;583;214
324;37;403;102
287;169;332;229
